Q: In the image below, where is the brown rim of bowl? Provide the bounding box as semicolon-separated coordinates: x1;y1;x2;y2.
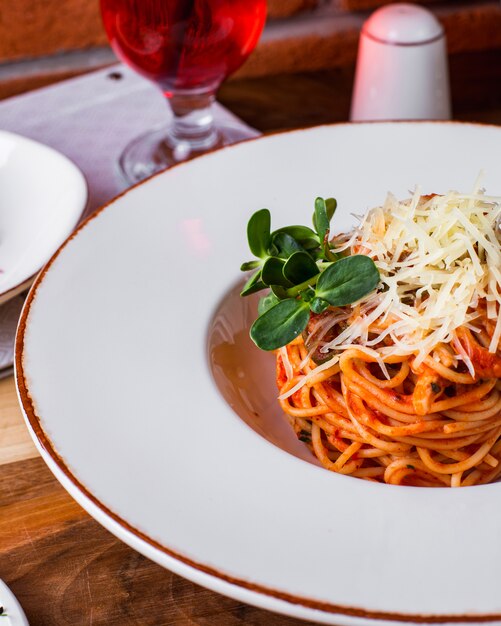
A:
15;120;501;624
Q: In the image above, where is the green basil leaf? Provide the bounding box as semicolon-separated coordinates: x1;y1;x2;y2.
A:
250;299;310;351
273;225;319;242
325;250;338;262
272;232;305;259
310;297;329;314
247;209;271;259
258;292;280;315
241;270;266;297
268;243;279;257
313;197;330;242
240;260;262;272
315;255;380;306
271;284;289;299
299;286;317;303
301;237;322;251
261;257;293;287
309;247;326;261
283;251;319;285
325;197;337;221
323;240;338;262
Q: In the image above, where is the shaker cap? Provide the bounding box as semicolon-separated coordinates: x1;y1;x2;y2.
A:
363;3;443;45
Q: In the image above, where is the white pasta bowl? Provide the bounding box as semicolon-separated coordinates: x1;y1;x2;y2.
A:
15;122;501;625
0;130;87;304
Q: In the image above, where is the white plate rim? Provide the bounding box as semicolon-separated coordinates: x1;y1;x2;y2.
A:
14;120;501;625
0;129;89;305
0;579;29;626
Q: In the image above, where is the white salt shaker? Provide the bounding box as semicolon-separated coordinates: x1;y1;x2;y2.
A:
350;3;451;121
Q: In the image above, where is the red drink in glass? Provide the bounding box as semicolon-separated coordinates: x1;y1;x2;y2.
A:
100;0;266;183
101;0;266;93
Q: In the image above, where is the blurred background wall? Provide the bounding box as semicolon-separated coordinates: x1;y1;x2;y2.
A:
0;0;499;115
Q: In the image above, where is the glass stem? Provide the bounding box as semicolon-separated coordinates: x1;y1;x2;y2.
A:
165;90;220;159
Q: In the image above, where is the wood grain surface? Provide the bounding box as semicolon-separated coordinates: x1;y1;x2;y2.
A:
1;58;501;625
0;2;500;101
2;455;311;625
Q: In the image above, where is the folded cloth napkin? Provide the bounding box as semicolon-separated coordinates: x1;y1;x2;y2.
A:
0;64;259;216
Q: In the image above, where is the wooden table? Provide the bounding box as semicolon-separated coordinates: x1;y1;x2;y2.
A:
2;52;501;625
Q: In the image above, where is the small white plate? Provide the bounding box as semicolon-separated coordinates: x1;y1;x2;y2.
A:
15;122;501;625
0;130;87;304
0;580;29;626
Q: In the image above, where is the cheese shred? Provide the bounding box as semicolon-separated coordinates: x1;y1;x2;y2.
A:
324;187;501;367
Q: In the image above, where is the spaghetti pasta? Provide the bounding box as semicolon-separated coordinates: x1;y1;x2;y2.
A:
274;189;501;487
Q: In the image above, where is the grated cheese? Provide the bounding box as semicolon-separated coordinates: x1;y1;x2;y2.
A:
278;355;340;400
280;346;294;381
324;186;501;367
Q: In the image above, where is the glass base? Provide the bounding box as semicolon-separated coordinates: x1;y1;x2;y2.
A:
119;123;257;185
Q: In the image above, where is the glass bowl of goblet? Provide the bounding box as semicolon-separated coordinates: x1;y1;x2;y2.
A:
101;0;267;183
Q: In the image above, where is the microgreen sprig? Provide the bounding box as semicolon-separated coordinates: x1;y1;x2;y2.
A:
240;197;380;351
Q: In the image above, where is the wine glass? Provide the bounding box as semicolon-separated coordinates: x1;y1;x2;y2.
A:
100;0;267;184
